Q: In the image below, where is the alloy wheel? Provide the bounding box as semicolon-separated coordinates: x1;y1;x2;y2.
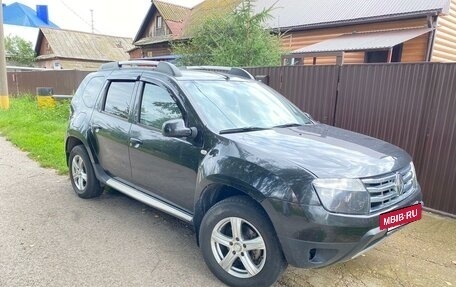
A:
210;217;266;278
71;155;88;191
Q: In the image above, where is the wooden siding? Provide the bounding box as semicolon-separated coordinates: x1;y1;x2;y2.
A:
282;18;428;51
284;17;429;65
129;48;143;59
402;34;428;62
144;12;171;38
432;0;456;62
35;58;105;70
302;52;365;65
39;37;52;56
142;44;172;57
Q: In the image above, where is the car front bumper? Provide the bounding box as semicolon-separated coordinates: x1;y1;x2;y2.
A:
262;186;423;268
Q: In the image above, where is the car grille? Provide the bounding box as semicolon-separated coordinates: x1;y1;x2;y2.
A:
361;164;414;213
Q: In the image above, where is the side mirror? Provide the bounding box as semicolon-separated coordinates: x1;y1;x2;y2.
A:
162;119;197;138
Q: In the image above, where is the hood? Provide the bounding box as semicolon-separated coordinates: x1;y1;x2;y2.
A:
221;124;411;179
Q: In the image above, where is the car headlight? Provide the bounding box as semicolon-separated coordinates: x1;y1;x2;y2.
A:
312;179;370;215
410;162;419;189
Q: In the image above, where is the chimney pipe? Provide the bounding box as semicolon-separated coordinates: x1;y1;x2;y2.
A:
36;5;49;24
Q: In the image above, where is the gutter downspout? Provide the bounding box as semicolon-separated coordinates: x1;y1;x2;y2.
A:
426;15;438;62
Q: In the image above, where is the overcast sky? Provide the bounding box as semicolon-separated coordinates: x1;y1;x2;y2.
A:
3;0;204;45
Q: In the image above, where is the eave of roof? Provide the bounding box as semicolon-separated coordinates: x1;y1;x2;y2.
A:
35;54;113;62
290;27;433;54
275;9;442;32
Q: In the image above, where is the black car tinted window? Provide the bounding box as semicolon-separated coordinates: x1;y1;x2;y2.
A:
182;81;312;132
82;77;104;108
140;83;182;129
104;81;135;119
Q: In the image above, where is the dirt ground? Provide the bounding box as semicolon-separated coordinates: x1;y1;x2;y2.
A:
1;136;455;287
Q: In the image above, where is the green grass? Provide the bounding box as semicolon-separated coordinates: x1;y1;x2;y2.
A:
0;96;70;174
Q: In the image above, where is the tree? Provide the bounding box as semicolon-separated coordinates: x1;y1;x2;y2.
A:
5;35;36;66
173;0;282;67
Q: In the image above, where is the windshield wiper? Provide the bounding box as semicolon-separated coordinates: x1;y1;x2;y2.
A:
272;123;303;128
219;127;270;134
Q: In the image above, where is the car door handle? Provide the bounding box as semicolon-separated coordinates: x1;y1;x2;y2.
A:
129;138;143;148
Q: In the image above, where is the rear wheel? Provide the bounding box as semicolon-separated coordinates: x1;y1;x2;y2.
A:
69;145;102;198
199;196;286;287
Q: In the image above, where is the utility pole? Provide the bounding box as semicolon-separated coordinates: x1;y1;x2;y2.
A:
90;9;94;33
0;0;9;109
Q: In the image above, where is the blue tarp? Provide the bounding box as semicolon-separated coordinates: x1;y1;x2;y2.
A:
2;2;59;28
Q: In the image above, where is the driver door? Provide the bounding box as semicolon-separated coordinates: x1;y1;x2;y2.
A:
128;80;201;212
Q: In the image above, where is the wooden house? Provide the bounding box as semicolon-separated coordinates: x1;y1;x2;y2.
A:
35;28;134;70
130;0;240;59
255;0;455;65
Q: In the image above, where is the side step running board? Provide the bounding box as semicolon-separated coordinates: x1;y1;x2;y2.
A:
106;179;193;223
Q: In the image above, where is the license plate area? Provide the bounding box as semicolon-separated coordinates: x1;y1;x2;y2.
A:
380;203;422;231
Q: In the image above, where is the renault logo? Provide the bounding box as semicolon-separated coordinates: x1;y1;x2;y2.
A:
395;173;405;196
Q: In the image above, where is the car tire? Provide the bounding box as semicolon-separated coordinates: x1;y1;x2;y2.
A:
199;196;286;287
69;145;102;199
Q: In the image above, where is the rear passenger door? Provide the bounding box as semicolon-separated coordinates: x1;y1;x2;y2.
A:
91;76;138;180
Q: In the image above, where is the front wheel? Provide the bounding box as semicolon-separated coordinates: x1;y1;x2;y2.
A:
199;196;286;287
69;145;102;199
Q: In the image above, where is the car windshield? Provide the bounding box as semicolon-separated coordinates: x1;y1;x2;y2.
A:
181;80;313;133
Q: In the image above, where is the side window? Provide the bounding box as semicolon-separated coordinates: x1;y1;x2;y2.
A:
140;83;182;129
82;77;104;108
104;81;135;119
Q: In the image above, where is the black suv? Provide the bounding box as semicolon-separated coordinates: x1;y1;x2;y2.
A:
66;61;423;287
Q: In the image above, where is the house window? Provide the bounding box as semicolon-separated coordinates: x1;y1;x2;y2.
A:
156;16;163;29
365;44;403;63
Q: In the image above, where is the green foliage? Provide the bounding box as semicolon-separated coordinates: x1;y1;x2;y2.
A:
173;0;282;67
5;35;36;66
0;96;69;174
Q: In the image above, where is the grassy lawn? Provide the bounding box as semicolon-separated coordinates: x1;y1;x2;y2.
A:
0;96;70;174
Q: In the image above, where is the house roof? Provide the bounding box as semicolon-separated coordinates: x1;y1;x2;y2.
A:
35;28;134;62
2;2;59;28
154;1;191;22
291;28;433;54
183;0;242;35
133;0;240;43
254;0;451;31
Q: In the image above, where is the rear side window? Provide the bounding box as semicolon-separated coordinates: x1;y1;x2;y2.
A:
104;81;135;119
82;77;104;108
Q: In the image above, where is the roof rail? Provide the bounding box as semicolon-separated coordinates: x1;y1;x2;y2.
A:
157;62;182;77
183;66;255;80
99;60;160;70
98;61;182;77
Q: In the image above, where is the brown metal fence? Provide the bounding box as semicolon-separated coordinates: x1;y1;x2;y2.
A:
7;70;91;96
248;66;339;125
246;63;456;215
5;64;456;214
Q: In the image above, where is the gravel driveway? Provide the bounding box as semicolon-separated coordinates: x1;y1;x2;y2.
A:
0;136;455;287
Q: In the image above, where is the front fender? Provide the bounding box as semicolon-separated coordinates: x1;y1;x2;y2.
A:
194;155;293;205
